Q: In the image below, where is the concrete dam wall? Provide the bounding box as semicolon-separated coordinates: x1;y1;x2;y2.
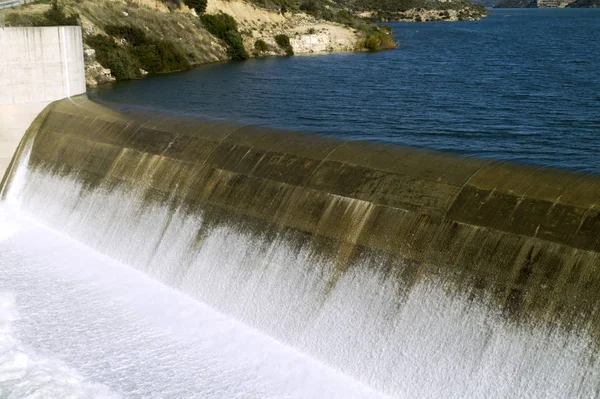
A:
0;26;85;176
0;27;85;105
2;96;600;396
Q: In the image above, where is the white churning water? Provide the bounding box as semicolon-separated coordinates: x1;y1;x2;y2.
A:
0;132;599;398
0;206;385;399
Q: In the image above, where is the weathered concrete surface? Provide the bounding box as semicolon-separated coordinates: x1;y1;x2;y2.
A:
0;26;85;177
0;0;32;10
0;102;49;176
0;27;85;105
6;96;600;333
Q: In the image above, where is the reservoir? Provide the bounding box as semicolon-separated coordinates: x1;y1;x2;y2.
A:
91;8;600;173
1;8;599;399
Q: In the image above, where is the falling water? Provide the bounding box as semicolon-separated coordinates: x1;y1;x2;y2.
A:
1;98;599;398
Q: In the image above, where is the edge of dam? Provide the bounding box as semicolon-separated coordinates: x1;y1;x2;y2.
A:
4;95;600;335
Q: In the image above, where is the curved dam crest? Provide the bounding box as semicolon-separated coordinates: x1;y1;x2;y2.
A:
2;96;600;397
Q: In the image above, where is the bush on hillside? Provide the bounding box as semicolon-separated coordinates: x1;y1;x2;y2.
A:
37;1;79;26
134;40;190;73
185;0;208;14
361;26;396;52
105;24;148;46
4;1;77;28
254;39;270;54
86;35;141;80
103;24;190;73
200;13;239;39
86;24;191;80
274;34;293;56
201;13;249;60
224;30;248;60
299;0;319;13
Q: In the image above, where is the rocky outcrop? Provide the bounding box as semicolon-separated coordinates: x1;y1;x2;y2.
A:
567;0;600;6
375;7;487;22
83;48;115;87
207;0;360;56
494;0;599;7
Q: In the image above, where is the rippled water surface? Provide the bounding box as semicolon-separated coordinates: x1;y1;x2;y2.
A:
90;8;600;173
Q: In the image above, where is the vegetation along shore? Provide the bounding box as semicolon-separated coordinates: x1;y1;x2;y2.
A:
2;0;485;86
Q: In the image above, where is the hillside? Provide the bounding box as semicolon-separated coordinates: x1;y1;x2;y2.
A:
3;0;398;85
1;0;486;86
495;0;536;7
496;0;599;7
567;0;600;6
246;0;487;21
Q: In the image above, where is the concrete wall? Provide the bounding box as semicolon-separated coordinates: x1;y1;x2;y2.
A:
0;27;85;105
0;0;35;10
0;26;85;177
8;97;600;335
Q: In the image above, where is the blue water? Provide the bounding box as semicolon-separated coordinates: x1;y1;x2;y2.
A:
90;9;600;174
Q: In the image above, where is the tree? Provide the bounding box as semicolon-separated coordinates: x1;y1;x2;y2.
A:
185;0;208;15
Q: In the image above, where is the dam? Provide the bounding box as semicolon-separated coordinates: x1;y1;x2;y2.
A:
1;26;600;399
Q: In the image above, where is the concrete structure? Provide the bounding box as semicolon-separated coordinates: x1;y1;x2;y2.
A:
0;27;85;105
0;0;35;10
0;102;48;173
6;96;600;337
0;26;85;175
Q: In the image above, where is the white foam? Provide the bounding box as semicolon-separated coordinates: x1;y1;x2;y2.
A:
8;167;600;398
0;292;118;399
0;206;385;399
2;139;600;398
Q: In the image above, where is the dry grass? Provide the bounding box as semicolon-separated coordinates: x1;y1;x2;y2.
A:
3;0;227;64
74;0;227;64
2;3;50;26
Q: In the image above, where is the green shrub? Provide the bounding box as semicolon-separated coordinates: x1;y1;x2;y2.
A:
224;30;248;60
363;36;380;52
320;9;334;20
200;13;238;40
104;49;141;80
86;24;191;80
86;35;141;80
36;1;79;26
5;13;45;27
274;34;293;56
335;9;353;24
105;24;190;72
105;24;148;46
201;13;249;60
299;0;319;14
362;28;396;52
185;0;208;14
134;40;190;73
254;39;269;53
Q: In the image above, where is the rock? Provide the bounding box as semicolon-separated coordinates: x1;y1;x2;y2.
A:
83;47;116;87
86;62;115;87
83;49;97;63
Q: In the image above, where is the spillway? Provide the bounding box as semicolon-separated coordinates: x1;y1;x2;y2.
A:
1;96;600;398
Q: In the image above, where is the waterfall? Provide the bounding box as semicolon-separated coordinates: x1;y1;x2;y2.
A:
1;97;599;398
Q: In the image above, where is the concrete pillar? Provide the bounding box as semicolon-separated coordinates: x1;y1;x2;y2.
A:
0;26;86;177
